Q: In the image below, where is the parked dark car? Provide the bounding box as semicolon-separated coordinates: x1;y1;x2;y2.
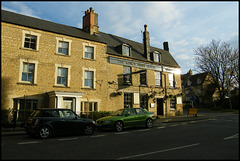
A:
25;108;95;139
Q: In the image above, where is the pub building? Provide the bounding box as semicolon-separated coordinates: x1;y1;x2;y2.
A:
1;8;183;123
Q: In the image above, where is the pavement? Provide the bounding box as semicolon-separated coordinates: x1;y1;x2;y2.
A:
1;114;212;136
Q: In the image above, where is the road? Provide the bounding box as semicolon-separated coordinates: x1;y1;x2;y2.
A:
1;112;238;160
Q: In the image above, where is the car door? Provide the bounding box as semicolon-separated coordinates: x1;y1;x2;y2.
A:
135;108;147;125
122;108;137;128
60;110;81;134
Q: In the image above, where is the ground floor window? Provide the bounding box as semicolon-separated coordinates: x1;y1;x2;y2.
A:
170;97;176;110
140;94;148;110
81;102;98;114
124;93;133;108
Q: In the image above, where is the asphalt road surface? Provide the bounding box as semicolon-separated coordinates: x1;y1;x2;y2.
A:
2;112;238;160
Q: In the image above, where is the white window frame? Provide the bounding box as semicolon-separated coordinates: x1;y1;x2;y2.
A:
56;37;72;56
82;43;96;60
155;71;162;87
82;67;96;89
122;44;131;57
18;59;38;84
80;98;100;114
55;64;71;87
21;30;41;51
153;51;161;62
169;73;175;88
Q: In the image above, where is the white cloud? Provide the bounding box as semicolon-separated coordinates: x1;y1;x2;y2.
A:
142;2;183;28
3;2;40;18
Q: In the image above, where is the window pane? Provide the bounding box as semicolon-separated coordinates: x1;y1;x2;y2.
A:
85;46;93;59
154;53;159;62
85;46;93;52
57;77;62;84
22;73;27;81
28;73;33;83
23;63;28;72
28;64;35;72
123;46;130;56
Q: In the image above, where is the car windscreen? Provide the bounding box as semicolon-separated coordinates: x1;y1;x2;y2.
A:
111;109;126;116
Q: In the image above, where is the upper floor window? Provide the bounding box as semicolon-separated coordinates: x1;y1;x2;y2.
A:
24;34;37;50
22;30;41;51
85;46;94;59
155;71;162;87
123;66;132;85
58;41;69;55
22;63;35;83
19;59;38;84
56;37;72;56
140;69;147;85
83;43;96;60
84;71;93;88
153;51;161;63
122;45;130;56
82;67;96;89
169;73;175;88
57;67;68;86
55;64;71;87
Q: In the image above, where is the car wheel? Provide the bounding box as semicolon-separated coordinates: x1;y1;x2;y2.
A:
115;121;124;132
38;126;51;139
146;118;153;128
84;124;94;135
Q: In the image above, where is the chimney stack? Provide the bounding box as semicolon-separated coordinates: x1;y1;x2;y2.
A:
83;7;99;35
143;24;151;61
163;42;169;52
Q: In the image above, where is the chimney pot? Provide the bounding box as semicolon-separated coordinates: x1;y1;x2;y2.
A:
83;7;99;35
143;24;151;61
163;42;169;52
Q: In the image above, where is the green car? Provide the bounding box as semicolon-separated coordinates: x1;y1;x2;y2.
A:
96;108;156;132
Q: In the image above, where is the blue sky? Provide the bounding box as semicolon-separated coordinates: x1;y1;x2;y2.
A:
2;1;239;74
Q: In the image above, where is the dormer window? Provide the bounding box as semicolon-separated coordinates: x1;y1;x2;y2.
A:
122;44;131;56
153;51;161;63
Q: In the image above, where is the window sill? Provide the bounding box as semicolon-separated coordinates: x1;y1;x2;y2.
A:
53;85;70;88
82;58;96;61
20;47;39;52
17;82;37;86
55;53;71;57
170;108;176;111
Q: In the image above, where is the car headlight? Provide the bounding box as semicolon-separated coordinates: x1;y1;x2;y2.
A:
104;120;112;124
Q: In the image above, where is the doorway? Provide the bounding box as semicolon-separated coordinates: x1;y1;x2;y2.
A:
157;98;164;116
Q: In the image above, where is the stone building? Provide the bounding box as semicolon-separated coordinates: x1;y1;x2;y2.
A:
1;8;183;122
181;69;217;108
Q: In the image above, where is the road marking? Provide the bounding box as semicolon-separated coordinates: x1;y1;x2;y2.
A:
58;137;78;141
157;126;165;129
181;123;188;125
190;121;196;123
115;132;130;135
18;141;41;145
116;143;200;160
90;134;106;138
223;133;239;140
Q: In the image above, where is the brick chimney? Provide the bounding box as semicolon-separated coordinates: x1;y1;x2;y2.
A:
163;42;169;51
82;7;99;35
143;24;151;60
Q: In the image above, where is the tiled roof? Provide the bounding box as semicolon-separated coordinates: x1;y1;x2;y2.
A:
1;10;180;68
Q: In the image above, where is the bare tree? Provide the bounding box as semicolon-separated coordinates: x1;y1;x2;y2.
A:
194;39;239;105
